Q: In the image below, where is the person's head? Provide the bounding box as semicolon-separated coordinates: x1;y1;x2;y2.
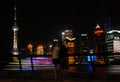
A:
53;41;59;47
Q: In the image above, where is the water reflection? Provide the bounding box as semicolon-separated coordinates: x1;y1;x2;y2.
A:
87;65;93;73
107;65;120;74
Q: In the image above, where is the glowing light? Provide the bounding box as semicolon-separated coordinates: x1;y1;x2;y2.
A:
53;39;58;42
12;5;19;56
62;32;65;35
13;28;19;31
87;55;96;61
81;34;87;36
114;40;120;53
95;24;101;29
107;30;120;34
12;51;19;55
67;42;74;47
36;44;44;55
65;37;76;41
94;30;103;34
27;43;33;54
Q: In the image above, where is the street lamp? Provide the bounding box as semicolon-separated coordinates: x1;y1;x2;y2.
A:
49;44;53;55
62;32;65;43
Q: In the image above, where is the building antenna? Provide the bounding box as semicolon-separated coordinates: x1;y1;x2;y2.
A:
14;3;17;26
108;16;111;28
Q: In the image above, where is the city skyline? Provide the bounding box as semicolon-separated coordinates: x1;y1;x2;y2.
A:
0;0;120;54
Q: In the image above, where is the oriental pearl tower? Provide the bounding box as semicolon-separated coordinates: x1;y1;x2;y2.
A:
12;5;19;56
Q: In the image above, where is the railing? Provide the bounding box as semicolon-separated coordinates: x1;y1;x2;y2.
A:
0;52;120;72
12;54;52;71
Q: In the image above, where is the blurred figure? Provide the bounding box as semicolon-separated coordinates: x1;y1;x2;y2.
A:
59;43;69;80
51;41;60;80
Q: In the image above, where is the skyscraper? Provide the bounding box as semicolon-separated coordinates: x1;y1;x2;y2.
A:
93;24;106;53
106;30;120;53
79;33;89;53
61;29;75;54
62;29;74;44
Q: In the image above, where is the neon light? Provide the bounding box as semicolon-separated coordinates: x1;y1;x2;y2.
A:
107;30;120;34
87;56;91;61
94;30;103;34
87;55;96;61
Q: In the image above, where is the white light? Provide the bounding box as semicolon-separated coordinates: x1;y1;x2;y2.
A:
12;50;19;55
65;37;76;41
53;39;58;42
62;32;65;35
96;24;101;28
49;44;52;48
90;49;94;54
13;52;19;55
107;30;120;34
81;34;87;36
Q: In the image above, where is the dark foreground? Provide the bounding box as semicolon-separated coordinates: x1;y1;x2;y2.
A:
0;62;120;82
0;69;120;82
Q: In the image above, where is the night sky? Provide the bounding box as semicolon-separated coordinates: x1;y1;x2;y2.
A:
0;0;120;53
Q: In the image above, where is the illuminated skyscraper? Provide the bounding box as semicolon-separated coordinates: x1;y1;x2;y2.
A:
61;29;76;54
27;43;33;55
79;34;89;53
12;5;19;55
106;30;120;53
36;44;44;55
93;24;106;53
62;30;73;44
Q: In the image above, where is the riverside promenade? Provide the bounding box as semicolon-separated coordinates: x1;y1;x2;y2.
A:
0;71;120;82
0;64;120;82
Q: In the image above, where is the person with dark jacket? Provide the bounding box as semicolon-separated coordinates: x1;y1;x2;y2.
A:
59;43;69;80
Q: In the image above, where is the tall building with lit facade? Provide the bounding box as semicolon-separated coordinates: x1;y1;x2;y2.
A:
27;43;33;55
62;29;75;54
36;44;44;55
106;30;120;53
93;24;106;53
62;29;76;64
12;5;19;55
79;34;89;53
62;29;74;43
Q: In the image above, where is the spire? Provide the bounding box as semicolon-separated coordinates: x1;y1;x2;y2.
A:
108;16;111;28
14;2;17;26
12;1;19;31
96;23;101;29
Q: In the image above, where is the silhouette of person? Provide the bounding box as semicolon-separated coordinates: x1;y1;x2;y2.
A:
59;42;69;80
51;41;60;80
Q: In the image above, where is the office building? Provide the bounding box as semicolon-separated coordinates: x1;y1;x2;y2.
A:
106;30;120;53
93;24;106;53
79;33;89;53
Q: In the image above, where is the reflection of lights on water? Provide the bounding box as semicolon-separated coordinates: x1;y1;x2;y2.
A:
107;65;120;74
26;57;51;60
22;57;52;65
87;65;93;73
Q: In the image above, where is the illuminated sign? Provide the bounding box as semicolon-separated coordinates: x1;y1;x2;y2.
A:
114;40;120;53
65;37;76;41
94;30;103;34
107;30;120;34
